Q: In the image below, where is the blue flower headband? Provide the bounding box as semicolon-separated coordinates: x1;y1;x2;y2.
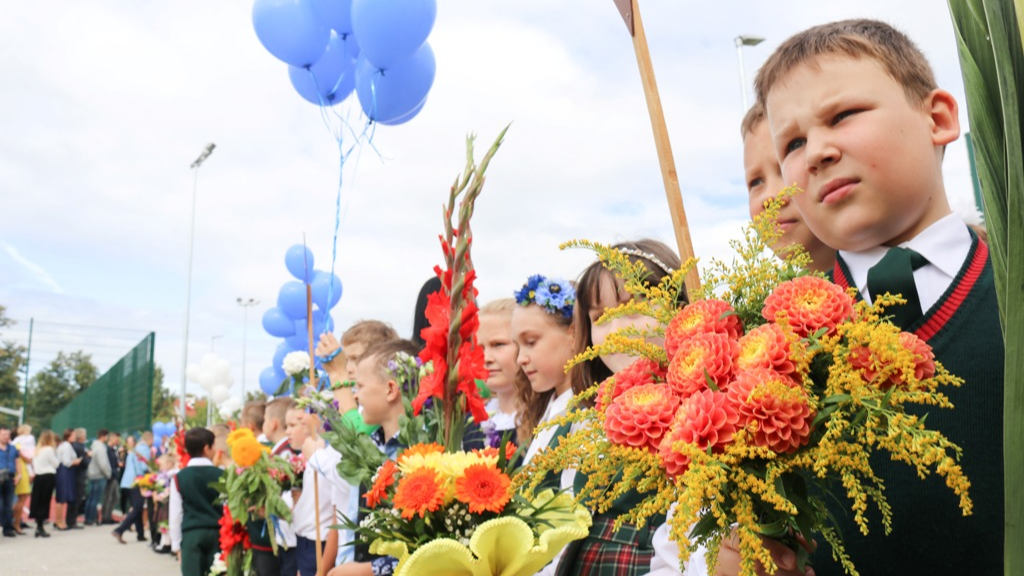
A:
514;274;576;319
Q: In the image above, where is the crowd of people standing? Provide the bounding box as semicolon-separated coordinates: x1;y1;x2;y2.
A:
0;422;173;557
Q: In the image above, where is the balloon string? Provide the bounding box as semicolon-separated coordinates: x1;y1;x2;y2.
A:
303;67;384;346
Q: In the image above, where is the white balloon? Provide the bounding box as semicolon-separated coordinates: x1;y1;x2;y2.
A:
198;369;217;392
211;384;230;406
225;396;243;412
186;364;202;383
219;375;235;389
201;353;219;368
214;359;232;378
218;404;235;420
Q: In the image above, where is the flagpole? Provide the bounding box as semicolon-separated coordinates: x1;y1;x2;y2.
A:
614;0;701;296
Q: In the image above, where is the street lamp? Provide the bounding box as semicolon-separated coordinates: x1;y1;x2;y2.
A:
236;297;259;401
179;143;216;421
734;35;765;111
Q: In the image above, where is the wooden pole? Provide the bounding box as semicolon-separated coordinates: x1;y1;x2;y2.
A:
314;470;323;573
618;0;701;296
307;283;318;391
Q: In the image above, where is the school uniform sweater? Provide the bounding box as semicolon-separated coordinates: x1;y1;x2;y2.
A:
814;234;1004;575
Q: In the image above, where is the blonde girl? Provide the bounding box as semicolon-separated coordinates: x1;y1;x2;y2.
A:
477;298;520;436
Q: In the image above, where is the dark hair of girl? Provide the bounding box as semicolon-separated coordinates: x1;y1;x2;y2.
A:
569;239;686;408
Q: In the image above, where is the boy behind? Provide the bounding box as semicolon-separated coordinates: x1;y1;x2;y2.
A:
170;428;223;576
744;18;1004;575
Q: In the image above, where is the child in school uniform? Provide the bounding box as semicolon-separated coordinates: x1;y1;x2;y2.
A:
265;397;300;576
170;428;224;576
704;18;1005;576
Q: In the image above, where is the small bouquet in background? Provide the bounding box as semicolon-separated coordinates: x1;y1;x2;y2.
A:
280;350;314;395
213;428;294;556
133;472;165;498
269;454;306;492
521;197;972;576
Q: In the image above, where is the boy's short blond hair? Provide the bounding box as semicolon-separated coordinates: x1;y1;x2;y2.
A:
341;320;398;347
241;400;266;431
740;102;767;139
266;397;296;426
754;19;937;108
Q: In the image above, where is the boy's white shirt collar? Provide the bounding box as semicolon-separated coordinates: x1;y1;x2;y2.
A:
839;213;973;311
186;457;214;467
271;437;290;453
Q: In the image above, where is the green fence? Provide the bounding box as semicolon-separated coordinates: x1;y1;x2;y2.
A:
51;333;155;434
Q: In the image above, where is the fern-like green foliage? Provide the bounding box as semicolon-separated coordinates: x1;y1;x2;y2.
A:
945;2;1024;572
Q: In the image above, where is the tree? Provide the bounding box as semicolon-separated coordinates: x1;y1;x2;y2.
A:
26;351;98;429
151;364;178;422
0;306;27;423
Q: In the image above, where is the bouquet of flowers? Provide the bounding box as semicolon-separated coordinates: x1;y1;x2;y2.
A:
214;504;251;576
268;454;306;492
133;472;165;498
520;197;972;576
319;130;591;576
213;427;295;557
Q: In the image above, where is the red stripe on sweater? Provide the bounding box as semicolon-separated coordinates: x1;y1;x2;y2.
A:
915;240;988;342
832;263;851;290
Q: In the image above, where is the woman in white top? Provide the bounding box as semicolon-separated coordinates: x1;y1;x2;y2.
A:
30;430;60;537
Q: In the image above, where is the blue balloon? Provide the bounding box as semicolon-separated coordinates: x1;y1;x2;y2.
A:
166;423;177;435
259;366;282;395
273;342;291;373
253;0;331;67
351;0;436;69
311;271;343;310
285;244;315;282
288;32;359;106
151;422;161;435
278;281;308;320
355;42;435;123
286;325;310;351
263;307;296;338
377;96;425;126
311;0;355;35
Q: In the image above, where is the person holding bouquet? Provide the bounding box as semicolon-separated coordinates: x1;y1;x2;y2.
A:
112;431;152;543
170;427;223;576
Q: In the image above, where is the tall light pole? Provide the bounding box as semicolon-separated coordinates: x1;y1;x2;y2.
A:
180;143;216;421
236;297;259;401
734;35;765;111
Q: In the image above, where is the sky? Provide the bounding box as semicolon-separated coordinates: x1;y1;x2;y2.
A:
0;1;981;410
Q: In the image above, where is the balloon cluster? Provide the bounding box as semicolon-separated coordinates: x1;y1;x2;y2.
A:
253;0;438;125
259;245;343;396
151;421;178;444
187;353;243;418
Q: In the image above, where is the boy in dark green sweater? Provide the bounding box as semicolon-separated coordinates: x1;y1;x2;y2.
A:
711;18;1005;576
170;427;224;576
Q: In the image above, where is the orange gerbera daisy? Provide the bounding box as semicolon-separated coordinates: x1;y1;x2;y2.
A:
392;468;447;520
454;463;512;514
398;443;445;466
365;460;398;509
476;442;518;462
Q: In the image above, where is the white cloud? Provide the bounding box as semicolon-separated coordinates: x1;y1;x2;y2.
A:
2;242;64;294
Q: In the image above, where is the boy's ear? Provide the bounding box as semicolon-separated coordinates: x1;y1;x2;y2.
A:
386;379;401;402
925;89;960;146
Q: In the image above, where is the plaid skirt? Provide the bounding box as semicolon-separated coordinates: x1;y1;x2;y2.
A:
555;514;660;576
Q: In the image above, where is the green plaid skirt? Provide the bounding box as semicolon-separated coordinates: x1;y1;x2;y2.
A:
554;513;662;576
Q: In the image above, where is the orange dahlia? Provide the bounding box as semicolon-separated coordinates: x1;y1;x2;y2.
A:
477;442;518;462
231;436;263;468
454;463;512;514
604;384;680;453
365;459;398;509
664;299;744;359
658;389;739;477
849;331;936;389
596;357;667;412
392;467;447;520
735;323;797;376
762;276;854;337
666;332;738;399
730;369;813;454
398;443;445;466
